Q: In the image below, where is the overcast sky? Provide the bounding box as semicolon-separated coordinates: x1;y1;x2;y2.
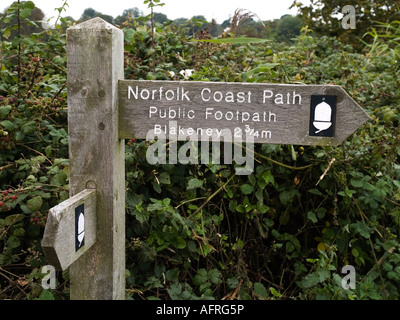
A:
1;0;304;24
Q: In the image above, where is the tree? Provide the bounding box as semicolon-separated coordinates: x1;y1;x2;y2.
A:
80;7;113;24
188;15;208;36
153;12;168;24
114;8;142;26
293;0;400;48
275;15;303;42
0;1;45;39
172;18;187;26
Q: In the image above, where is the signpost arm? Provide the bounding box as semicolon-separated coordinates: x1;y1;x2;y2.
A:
67;17;125;300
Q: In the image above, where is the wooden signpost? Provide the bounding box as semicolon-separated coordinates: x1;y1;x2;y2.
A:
41;17;370;300
119;80;369;146
42;189;96;271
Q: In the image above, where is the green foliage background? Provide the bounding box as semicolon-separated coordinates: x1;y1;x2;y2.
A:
0;1;399;300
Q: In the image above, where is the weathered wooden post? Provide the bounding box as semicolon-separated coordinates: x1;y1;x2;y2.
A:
66;17;125;300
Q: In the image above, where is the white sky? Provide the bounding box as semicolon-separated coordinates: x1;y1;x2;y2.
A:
1;0;303;24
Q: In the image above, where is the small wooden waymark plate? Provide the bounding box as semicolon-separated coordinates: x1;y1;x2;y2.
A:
42;189;97;270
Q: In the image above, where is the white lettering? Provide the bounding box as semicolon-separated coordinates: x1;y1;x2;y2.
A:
181;87;190;101
201;88;211;101
214;91;223;102
128;86;138;99
165;89;174;100
149;106;157;118
140;89;150;100
263;90;273;103
205;108;214;119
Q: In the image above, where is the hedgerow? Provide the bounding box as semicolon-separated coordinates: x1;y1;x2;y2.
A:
0;1;399;300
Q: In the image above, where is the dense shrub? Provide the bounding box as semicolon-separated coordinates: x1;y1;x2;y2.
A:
0;1;399;300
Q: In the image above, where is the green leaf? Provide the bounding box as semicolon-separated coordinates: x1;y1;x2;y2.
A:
308;188;323;196
246;63;280;76
7;236;20;249
269;287;283;298
45;145;52;158
165;268;179;282
24;1;35;9
317;269;330;283
193;269;208;286
254;282;268;298
4;214;24;225
13;227;25;237
191;37;270;44
301;273;320;288
350;179;363;188
3;28;11;39
38;290;55;300
307;211;318;223
351;221;372;239
286;241;295;253
158;172;170;185
208;269;222;284
262;170;275;185
173;236;186;249
240;184;253;195
1;120;18;132
27;196;43;212
20;7;33;19
279;189;299;205
15;131;25;141
51;171;67;186
187;178;203;190
124;29;135;42
0;106;12;119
